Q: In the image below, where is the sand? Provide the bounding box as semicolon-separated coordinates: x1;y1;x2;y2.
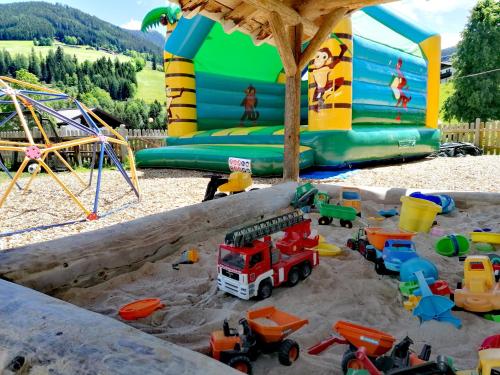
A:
1;155;499;250
57;197;499;374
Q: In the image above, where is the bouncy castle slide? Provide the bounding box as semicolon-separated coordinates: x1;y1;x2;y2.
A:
136;5;441;176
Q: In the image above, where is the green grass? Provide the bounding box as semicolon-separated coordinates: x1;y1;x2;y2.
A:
136;67;165;104
0;40;131;63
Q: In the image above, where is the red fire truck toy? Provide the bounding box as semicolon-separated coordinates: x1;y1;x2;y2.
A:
217;210;320;300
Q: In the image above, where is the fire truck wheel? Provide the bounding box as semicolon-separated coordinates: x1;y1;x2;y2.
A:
227;356;253;374
278;339;299;366
213;193;227;199
300;262;312;279
257;279;273;300
287;267;300;287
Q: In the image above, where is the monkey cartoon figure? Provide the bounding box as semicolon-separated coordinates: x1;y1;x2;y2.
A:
166;87;185;123
309;44;348;112
390;58;412;112
240;85;259;126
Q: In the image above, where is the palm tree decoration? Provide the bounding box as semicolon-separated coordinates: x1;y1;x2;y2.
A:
141;4;181;32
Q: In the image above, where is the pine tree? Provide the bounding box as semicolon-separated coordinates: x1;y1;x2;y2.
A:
444;0;500;121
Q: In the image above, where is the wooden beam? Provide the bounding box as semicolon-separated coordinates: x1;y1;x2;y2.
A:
241;0;318;36
298;8;348;71
283;23;302;181
299;0;395;19
268;12;297;76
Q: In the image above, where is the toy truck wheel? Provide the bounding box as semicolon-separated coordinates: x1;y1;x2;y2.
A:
287;267;300;287
278;339;300;366
365;247;377;262
358;240;367;255
300;262;312;279
227;355;253;374
344;220;353;229
341;350;366;374
318;216;329;225
257;279;273;300
347;239;355;250
374;260;388;275
214;193;228;199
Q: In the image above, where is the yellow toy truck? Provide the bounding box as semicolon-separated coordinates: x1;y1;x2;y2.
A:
453;256;500;313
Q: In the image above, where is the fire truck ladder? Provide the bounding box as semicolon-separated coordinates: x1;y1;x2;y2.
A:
225;210;305;248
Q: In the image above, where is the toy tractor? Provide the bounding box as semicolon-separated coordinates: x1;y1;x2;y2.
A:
202;171;256;201
209;306;308;374
347;228;374;260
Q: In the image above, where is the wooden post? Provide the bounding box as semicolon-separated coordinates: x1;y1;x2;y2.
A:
474;118;481;148
117;124;128;163
283;24;302;181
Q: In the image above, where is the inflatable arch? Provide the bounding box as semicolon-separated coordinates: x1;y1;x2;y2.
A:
136;5;441;176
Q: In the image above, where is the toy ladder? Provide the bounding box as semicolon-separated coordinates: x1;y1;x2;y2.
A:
225;210;305;247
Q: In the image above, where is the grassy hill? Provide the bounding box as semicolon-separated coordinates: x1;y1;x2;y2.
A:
0;1;161;56
0;41;165;104
0;40;131;63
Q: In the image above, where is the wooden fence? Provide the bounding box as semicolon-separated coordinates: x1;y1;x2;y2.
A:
0;125;167;168
439;119;500;155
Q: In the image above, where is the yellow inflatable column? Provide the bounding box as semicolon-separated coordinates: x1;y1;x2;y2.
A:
164;23;197;137
308;17;353;131
419;34;441;129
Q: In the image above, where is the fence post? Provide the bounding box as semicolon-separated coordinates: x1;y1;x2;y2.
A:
117;124;128;163
474;118;481;147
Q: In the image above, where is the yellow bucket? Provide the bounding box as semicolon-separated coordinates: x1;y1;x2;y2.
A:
399;196;442;233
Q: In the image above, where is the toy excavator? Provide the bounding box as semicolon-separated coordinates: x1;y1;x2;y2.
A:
202;157;257;201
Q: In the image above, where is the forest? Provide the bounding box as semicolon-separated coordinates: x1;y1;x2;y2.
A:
0;2;162;57
0;47;166;130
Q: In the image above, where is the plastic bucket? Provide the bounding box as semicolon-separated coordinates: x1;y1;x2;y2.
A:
399;196;442;233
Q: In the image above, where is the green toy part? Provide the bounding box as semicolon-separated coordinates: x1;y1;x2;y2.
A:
475;242;495;252
399;281;419;297
435;234;470;257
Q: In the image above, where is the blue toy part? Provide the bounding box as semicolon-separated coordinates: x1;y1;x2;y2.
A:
382;240;418;272
400;257;438;283
413;271;462;329
409;192;455;214
378;208;399;218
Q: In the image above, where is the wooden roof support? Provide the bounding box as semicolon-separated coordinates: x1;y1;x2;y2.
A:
298;7;348;71
283;23;302;181
268;12;297;76
241;0;318;36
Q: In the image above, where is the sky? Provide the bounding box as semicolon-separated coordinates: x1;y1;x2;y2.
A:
1;0;478;48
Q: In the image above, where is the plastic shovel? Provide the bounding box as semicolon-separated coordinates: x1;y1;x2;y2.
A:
413;271;462;329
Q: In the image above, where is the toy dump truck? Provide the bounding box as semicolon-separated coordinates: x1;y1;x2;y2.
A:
453;255;500;313
339;187;362;216
210;306;308;374
202;171;256;201
217;210;319;300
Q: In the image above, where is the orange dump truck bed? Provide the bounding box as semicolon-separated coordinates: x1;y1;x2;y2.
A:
247;306;308;344
365;227;416;250
334;321;395;357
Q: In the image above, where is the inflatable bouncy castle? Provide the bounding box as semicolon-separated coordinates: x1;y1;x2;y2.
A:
137;5;441;176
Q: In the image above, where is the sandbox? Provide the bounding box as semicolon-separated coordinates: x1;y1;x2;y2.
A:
0;183;499;374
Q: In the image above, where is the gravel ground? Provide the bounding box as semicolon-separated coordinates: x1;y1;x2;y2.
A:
0;155;498;249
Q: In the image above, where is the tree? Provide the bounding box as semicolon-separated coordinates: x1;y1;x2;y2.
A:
15;69;39;84
132;56;146;72
28;48;42;77
152;55;157;71
443;0;500;121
